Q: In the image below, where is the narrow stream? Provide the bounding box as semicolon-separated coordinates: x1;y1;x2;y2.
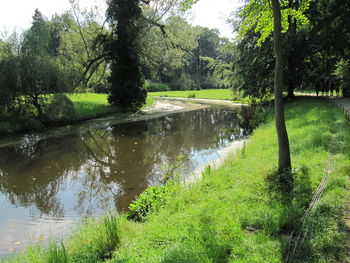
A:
0;106;251;257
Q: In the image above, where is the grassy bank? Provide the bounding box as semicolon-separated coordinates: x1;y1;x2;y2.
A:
148;89;234;100
69;93;154;119
4;98;350;263
0;94;154;134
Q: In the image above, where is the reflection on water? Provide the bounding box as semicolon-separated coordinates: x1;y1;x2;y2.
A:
0;106;250;257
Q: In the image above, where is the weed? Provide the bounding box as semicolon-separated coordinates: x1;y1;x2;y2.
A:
46;241;69;263
187;93;196;98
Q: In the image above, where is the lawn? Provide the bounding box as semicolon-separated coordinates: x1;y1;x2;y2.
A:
70;93;154;119
5;98;350;263
148;89;234;100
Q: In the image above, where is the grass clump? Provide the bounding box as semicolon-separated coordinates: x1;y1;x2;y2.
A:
128;183;177;222
46;241;69;263
187;92;196;98
67;213;120;263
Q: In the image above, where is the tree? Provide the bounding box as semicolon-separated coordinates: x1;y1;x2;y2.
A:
106;0;147;110
271;0;291;171
0;40;20;116
230;29;275;99
0;10;77;120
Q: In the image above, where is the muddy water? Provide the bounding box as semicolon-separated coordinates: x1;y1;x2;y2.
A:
0;106;249;257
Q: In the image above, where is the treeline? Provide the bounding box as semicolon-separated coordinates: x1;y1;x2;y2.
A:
0;2;232;122
229;0;350;100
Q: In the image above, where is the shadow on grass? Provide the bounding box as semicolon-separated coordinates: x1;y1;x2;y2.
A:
264;164;348;263
160;213;232;263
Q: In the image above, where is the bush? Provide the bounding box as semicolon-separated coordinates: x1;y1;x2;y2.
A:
333;59;350;97
44;94;76;121
187;93;196;98
127;183;175;222
144;82;170;92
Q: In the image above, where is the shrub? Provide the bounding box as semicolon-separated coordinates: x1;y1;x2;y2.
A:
44;94;76;121
187;93;196;98
144;82;170;92
127;183;175;222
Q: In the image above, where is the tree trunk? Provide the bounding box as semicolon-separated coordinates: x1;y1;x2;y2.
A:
32;96;43;118
287;77;295;99
271;0;291;171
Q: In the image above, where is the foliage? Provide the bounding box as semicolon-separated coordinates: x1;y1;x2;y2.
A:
0;43;20;116
128;183;176;222
53;10;108;91
44;94;76;121
106;0;147;110
0;93;154;134
187;92;196;98
139;13;227;91
333;59;350;97
239;0;311;46
0;10;80;121
231;30;275;99
144;81;170;92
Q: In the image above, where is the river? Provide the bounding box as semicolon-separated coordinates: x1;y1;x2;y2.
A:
0;105;250;257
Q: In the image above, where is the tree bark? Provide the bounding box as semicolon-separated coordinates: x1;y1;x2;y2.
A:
271;0;292;171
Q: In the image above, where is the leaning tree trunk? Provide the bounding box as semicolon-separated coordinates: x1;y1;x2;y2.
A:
271;0;291;171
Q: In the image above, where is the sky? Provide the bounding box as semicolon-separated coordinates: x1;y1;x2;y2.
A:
0;0;242;39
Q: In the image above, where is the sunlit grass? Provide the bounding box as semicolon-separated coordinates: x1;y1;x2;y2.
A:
148;89;234;100
69;93;154;119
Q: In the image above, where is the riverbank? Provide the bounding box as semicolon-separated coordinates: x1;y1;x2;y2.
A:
0;90;239;135
0;94;155;135
3;97;350;263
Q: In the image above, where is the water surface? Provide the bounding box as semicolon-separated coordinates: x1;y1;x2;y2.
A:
0;106;249;257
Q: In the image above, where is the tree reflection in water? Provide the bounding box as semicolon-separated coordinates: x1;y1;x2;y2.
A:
0;106;253;221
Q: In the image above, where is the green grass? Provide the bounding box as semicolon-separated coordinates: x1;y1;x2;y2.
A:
69;93;118;119
3;98;350;263
148;89;234;101
70;93;154;119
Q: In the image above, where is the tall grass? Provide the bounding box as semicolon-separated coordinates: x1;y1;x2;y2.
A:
67;213;120;263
